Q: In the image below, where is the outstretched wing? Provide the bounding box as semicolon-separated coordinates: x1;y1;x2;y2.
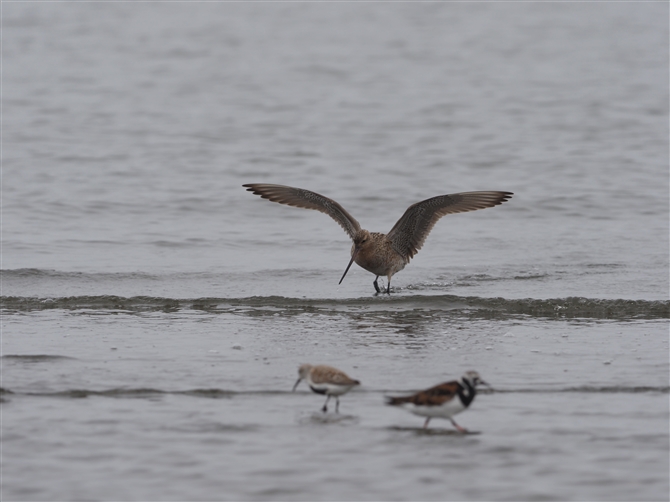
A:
243;184;361;239
386;191;513;260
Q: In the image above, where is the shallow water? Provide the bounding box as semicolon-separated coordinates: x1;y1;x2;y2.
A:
2;2;669;501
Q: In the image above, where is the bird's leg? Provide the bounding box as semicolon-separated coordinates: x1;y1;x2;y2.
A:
373;276;381;294
335;397;340;414
322;395;331;413
423;417;431;429
386;279;391;295
450;418;467;433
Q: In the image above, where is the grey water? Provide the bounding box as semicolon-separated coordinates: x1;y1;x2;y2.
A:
2;2;669;501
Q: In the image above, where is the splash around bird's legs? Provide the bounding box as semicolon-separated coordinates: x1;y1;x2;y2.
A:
373;276;381;293
373;277;392;295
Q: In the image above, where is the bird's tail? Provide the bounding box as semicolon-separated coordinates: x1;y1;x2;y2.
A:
385;395;409;406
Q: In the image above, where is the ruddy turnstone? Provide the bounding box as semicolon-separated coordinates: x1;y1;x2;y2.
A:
292;364;360;413
385;370;488;431
243;184;513;294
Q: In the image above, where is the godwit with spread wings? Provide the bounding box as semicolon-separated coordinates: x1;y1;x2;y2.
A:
243;184;512;294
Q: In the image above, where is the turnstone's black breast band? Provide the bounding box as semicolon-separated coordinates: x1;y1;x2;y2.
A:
457;380;476;408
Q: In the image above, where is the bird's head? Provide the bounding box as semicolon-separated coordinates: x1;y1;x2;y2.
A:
339;230;371;285
462;370;490;389
292;364;313;391
353;229;372;248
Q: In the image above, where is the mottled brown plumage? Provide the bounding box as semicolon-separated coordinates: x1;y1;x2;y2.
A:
387;381;462;407
244;184;513;293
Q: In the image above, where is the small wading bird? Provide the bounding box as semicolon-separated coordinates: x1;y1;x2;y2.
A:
385;371;489;431
292;364;360;413
243;184;512;294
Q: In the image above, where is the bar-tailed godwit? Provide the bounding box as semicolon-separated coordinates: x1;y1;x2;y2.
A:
292;364;360;413
243;184;512;294
385;370;489;431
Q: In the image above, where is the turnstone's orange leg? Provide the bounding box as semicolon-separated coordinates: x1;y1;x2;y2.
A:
450;418;467;433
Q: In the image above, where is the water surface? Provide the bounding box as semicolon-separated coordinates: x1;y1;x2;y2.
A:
3;2;668;501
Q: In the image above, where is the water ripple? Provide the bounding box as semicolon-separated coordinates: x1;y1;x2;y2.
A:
2;294;667;320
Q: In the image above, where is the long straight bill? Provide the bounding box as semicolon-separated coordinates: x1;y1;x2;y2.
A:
338;249;360;285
